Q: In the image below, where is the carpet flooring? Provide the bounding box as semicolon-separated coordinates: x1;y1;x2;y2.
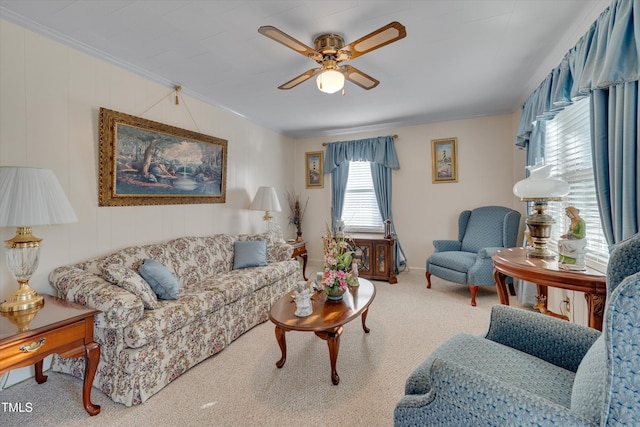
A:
0;268;515;426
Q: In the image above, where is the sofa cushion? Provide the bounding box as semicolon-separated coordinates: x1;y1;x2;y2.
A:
102;264;158;310
123;289;226;349
405;334;576;409
571;335;607;424
233;240;268;269
139;259;180;300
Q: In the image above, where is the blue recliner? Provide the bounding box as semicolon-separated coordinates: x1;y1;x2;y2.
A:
395;232;640;426
425;206;521;306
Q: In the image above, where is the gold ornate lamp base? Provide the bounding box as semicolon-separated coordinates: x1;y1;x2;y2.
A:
0;282;45;313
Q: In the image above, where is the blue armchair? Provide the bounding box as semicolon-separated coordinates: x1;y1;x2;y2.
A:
395;232;640;426
425;206;521;306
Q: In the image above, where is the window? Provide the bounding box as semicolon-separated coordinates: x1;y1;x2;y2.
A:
544;97;609;268
341;161;384;232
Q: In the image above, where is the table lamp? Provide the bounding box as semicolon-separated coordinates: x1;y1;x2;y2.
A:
250;186;281;221
513;164;569;258
0;167;78;312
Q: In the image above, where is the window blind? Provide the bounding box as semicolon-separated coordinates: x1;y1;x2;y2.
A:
544;97;609;268
342;161;384;232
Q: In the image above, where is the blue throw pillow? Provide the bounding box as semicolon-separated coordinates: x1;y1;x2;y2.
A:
138;259;179;300
233;240;268;270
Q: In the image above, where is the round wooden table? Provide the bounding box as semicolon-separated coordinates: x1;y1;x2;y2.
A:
268;278;376;385
492;247;606;330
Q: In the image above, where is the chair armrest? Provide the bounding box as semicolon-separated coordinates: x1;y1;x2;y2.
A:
477;247;503;259
485;305;600;372
433;240;461;252
49;266;144;329
428;358;588;426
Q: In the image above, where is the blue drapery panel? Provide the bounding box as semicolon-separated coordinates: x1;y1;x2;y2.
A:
371;162;407;268
324;136;406;270
515;0;640;244
330;162;349;230
591;82;640;243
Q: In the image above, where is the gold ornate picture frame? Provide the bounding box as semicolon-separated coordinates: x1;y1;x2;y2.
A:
431;137;458;183
305;151;324;188
98;108;227;206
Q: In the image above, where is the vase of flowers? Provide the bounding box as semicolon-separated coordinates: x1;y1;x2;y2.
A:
321;224;358;301
287;190;308;242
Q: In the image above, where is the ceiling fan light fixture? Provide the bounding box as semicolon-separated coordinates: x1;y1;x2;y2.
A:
316;69;344;94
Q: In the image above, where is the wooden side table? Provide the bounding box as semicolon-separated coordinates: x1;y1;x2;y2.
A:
492;247;606;330
0;295;102;416
289;240;308;280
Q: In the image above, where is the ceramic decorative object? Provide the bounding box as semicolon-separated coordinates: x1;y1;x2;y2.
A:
293;281;313;316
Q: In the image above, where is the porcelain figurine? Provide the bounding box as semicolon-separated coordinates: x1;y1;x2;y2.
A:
558;206;587;270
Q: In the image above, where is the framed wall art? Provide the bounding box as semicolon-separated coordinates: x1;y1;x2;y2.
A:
431;137;458;183
305;151;324;188
98;107;227;206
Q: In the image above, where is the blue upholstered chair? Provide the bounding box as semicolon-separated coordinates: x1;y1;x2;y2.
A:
425;206;521;306
395;232;640;426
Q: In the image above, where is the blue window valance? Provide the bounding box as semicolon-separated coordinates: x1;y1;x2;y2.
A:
324;136;399;173
516;0;639;147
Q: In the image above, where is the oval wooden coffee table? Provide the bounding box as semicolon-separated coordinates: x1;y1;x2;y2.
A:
269;278;376;385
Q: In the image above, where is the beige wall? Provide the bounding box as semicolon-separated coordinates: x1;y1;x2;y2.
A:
295;115;527;269
0;19;295;302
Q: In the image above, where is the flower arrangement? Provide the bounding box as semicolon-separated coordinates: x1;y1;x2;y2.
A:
321;224;357;299
286;190;308;242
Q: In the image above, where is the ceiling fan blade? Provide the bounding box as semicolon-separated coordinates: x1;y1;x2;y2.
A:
342;22;406;60
258;26;322;62
341;65;379;90
278;68;321;90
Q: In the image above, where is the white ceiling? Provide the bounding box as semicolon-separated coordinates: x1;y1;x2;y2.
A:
0;0;610;139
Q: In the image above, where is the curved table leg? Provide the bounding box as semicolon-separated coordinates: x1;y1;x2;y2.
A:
315;326;343;385
35;360;48;384
361;307;371;333
274;326;287;368
300;253;308;280
83;342;101;416
585;293;605;331
493;269;510;305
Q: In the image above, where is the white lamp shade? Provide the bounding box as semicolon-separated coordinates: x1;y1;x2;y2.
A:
0;167;78;227
250;186;281;212
513;164;570;199
316;70;345;94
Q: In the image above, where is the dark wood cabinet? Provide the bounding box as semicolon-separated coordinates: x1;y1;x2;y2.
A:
348;233;397;284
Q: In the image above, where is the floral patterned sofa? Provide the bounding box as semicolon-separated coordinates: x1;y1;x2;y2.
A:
48;233;300;406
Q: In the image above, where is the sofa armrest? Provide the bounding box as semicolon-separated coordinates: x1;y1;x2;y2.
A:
275;241;294;261
485;305;600;372
426;358;588;426
49;266;144;329
432;240;461;252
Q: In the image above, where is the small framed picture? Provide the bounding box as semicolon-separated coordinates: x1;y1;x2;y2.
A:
431;138;458;183
305;151;324;188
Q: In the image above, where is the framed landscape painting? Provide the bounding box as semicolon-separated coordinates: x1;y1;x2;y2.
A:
431;137;458;183
305;151;324;188
98;107;227;206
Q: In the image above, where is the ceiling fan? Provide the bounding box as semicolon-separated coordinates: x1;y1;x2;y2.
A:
258;22;406;94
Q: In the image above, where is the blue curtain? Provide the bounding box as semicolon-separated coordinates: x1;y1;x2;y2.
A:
371;162;407;268
591;82;640;243
324;136;406;271
515;0;640;244
330;162;349;230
